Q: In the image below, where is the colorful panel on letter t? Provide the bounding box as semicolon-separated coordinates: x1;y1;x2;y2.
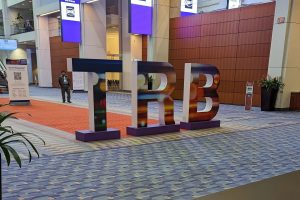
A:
60;0;81;43
129;0;152;35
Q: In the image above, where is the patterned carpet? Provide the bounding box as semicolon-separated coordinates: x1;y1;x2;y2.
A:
1;87;300;199
0;98;157;138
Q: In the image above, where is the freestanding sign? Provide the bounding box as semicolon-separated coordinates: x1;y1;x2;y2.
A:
129;0;153;35
127;61;180;136
72;72;84;91
227;0;241;9
68;58;123;142
245;82;254;111
180;0;198;16
60;0;81;43
68;58;221;142
6;59;30;105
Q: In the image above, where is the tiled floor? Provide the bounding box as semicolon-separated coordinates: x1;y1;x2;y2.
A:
1;86;300;199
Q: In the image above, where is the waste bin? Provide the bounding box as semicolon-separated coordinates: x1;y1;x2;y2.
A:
290;92;300;111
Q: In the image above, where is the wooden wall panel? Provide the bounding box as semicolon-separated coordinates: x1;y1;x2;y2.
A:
50;36;79;88
142;35;148;61
169;2;275;106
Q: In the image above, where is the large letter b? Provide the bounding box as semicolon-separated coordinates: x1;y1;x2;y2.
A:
182;63;220;122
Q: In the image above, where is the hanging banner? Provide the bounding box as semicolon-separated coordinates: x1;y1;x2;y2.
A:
129;0;153;35
60;0;81;43
6;59;30;105
181;0;198;16
228;0;241;9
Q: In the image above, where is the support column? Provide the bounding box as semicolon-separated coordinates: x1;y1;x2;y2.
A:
147;0;170;89
170;0;181;18
121;0;143;91
80;0;107;91
147;0;170;62
268;0;300;109
35;16;52;87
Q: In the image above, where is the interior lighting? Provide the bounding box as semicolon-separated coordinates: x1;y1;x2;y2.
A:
86;0;99;3
39;10;60;17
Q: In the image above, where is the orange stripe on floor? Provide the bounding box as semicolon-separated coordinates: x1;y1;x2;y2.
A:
0;98;158;138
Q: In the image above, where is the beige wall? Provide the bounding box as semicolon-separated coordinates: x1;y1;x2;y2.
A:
170;0;180;18
268;0;300;109
147;0;170;62
281;0;300;107
106;31;119;58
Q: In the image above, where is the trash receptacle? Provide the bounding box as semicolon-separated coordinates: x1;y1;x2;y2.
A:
290;92;300;111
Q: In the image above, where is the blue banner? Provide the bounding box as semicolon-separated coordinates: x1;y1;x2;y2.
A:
180;0;198;16
60;0;81;43
129;0;153;35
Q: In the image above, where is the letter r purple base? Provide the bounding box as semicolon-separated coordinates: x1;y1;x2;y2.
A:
180;120;221;130
75;128;121;142
127;124;180;137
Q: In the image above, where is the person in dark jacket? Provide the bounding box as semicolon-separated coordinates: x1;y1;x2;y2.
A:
58;70;71;103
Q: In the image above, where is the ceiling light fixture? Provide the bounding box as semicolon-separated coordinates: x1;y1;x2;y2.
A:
86;0;99;4
39;10;60;16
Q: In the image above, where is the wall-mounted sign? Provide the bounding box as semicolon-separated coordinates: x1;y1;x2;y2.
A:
181;0;198;16
6;59;30;105
0;39;17;51
277;17;285;24
228;0;241;9
60;0;81;43
129;0;153;35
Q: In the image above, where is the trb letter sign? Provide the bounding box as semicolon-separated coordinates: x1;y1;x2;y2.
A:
67;58;220;142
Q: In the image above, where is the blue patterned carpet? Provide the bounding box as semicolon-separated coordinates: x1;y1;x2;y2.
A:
1;87;300;199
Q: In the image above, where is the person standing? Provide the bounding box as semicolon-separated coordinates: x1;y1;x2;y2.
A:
58;70;71;103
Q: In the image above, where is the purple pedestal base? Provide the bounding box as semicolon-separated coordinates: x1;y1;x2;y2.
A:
127;124;180;137
75;128;121;142
180;120;221;130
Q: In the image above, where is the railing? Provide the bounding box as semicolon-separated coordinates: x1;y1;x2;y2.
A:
11;20;34;35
